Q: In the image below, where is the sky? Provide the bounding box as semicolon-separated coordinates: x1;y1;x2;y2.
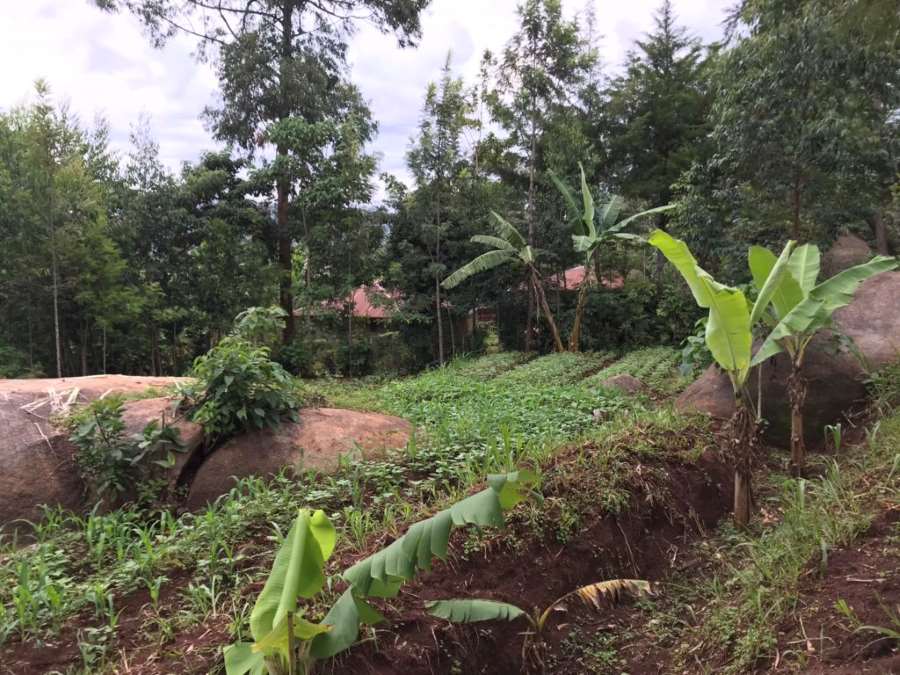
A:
0;0;731;188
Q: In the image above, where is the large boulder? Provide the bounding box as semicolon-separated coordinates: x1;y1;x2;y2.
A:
822;233;872;278
677;272;900;447
0;376;195;528
600;374;647;395
187;407;412;509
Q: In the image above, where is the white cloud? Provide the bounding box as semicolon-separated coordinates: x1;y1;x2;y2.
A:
0;0;730;186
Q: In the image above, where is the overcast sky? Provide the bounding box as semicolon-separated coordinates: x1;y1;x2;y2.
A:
0;0;731;187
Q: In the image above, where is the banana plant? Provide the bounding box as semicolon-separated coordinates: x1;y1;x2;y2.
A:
224;509;383;675
552;164;675;351
442;213;565;352
428;579;653;669
748;244;897;474
647;230;796;527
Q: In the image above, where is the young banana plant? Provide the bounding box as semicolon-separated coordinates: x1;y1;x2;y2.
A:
223;509;383;675
427;579;654;669
647;230;796;527
443;213;565;352
748;244;897;474
552;164;674;351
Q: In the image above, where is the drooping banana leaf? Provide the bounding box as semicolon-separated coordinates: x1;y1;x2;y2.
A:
810;255;897;313
223;643;266;675
427;599;526;623
612;204;675;233
343;470;539;598
490;211;528;250
310;588;385;659
442;249;515;289
578;164;596;238
648;230;752;386
470;234;515;251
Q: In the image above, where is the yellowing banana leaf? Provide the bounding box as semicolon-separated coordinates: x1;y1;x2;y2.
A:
427;599;526;623
252;613;331;654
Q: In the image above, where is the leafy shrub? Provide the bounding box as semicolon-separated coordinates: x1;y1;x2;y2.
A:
68;397;184;501
0;342;43;378
187;336;299;443
231;306;287;347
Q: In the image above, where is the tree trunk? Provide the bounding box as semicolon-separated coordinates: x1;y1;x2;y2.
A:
434;190;444;366
277;1;296;345
532;270;564;353
728;399;758;529
51;233;62;378
568;259;594;352
871;210;890;256
102;326;107;374
788;365;808;476
80;321;88;376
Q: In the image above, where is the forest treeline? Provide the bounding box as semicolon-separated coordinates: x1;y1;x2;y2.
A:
0;0;897;378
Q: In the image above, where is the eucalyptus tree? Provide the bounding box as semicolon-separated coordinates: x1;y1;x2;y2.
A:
749;245;897;474
407;55;476;365
97;0;430;342
443;213;565;353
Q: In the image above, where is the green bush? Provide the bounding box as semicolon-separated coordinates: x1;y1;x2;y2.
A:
188;336;299;443
68;397;184;501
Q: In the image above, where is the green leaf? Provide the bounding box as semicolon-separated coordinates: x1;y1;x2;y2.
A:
572;234;596;254
549;170;582;235
442;249;515;289
749;240;796;327
427;599;526;623
249;510;336;642
489;211;527;250
648;230;751;385
471;234;515;251
787;244;821;295
810;256;897;314
343;471;539;598
252;613;331;655
599;195;625;230
612;204;675;232
749;245;803;319
223;643;266;675
751;297;827;367
310;588;384;659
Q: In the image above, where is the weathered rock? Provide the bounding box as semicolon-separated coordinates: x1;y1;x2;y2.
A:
677;272;900;447
0;375;190;528
187;407;412;509
600;374;647;395
822;233;872;278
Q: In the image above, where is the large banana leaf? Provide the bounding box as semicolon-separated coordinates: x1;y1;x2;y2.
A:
442;249;515;289
343;470;539;598
310;588;385;659
578;164;596;237
648;230;751;386
427;599;526;623
490;211;528;250
751;255;897;367
612;204;675;233
748;241;796;327
749;245;804;320
787;244;821;295
550;170;584;236
250;509;336;642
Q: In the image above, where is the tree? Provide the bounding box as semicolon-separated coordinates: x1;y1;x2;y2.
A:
552;164;674;350
483;0;595;349
680;0;899;258
406;55;476;365
601;0;709;235
749;245;897;474
443;212;565;353
98;0;430;342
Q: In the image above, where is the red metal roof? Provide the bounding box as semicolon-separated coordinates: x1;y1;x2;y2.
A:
549;265;624;290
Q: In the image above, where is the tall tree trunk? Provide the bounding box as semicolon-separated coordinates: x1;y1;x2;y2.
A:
102;326;107;375
277;1;296;345
524;96;538;353
51;229;62;378
532;270;564;353
871;210;890;255
788;364;808;476
435;192;444;365
80;321;88;376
